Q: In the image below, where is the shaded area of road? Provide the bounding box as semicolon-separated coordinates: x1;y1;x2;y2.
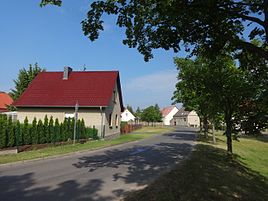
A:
0;127;196;201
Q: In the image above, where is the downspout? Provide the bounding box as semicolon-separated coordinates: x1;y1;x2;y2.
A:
100;106;104;138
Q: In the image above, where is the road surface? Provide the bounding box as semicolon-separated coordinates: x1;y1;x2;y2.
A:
0;127;196;201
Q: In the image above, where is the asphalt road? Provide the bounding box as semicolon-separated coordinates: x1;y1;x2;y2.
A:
0;127;196;201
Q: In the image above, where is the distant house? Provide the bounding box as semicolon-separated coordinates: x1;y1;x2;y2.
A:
14;67;124;138
121;108;135;122
161;105;179;126
173;108;200;127
0;92;13;113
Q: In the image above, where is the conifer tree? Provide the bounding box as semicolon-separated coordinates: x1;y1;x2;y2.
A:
54;118;60;143
15;120;21;146
7;117;14;147
37;119;43;144
22;117;30;145
43;115;49;143
48;116;54;143
31;117;38;144
0;115;7;148
10;63;43;101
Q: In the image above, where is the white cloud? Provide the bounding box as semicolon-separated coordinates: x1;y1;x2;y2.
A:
123;70;178;109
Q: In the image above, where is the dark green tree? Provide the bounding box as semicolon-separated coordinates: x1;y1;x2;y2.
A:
48;116;54;143
10;63;43;101
43;115;49;143
6;117;15;147
54;118;60;142
141;105;162;125
0;115;7;148
40;0;268;61
37;119;43;144
15;120;21;147
31;118;38;144
22;117;30;145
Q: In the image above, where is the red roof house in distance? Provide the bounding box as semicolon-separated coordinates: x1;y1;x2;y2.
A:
15;67;124;138
0;92;13;113
161;105;179;126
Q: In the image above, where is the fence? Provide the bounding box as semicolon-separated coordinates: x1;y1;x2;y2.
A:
120;124;142;134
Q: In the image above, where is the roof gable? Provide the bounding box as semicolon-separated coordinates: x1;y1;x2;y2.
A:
174;107;190;117
161;105;177;117
14;71;123;108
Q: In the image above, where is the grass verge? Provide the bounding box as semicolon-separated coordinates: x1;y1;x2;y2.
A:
125;132;268;201
0;126;173;165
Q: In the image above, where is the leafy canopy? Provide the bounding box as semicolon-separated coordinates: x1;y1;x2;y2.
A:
40;0;268;61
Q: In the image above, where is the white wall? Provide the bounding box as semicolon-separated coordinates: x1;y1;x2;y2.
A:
121;109;135;122
162;107;179;125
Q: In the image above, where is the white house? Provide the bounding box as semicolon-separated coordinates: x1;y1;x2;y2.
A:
161;105;179;126
121;108;135;122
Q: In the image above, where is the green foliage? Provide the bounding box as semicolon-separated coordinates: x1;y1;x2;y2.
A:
43;115;49;143
31;118;38;144
0;116;98;148
173;55;252;153
141;105;162;123
40;0;268;61
10;63;43;101
54;118;60;143
6;117;15;147
48;116;54;143
15;120;21;146
23;117;31;145
37;120;43;144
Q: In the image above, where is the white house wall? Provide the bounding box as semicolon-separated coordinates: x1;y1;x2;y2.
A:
163;107;179;125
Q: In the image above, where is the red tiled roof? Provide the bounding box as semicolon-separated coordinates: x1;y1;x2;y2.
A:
0;92;13;111
161;105;176;117
14;71;123;109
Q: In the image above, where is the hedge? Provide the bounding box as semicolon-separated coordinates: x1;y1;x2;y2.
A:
0;114;98;149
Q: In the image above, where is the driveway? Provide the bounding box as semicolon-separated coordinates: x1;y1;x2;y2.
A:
0;127;196;201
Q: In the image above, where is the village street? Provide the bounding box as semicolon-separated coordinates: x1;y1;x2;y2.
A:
0;128;196;201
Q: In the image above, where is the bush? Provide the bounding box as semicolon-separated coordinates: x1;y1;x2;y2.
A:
0;116;98;148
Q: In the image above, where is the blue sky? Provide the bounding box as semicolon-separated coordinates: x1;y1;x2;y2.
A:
0;1;185;110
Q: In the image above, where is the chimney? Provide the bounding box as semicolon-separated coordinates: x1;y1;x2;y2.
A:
63;66;72;80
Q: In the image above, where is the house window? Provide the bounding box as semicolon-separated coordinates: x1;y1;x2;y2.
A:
65;113;75;118
113;90;117;103
184;118;186;122
115;114;119;128
109;113;113;128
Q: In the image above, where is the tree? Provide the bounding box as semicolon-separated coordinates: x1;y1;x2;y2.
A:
22;117;30;145
54;118;60;143
40;0;268;61
126;105;134;114
135;107;142;119
141;105;162;125
31;117;38;144
37;119;43;144
173;55;252;153
43;115;49;143
10;63;43;101
48;116;54;143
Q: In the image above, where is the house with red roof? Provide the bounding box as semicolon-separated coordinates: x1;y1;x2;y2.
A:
161;105;179;126
0;92;13;113
14;67;124;138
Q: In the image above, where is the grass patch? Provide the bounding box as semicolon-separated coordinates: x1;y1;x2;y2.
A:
125;132;268;201
0;126;173;165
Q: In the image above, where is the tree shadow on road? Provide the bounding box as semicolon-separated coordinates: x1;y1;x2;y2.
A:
0;173;113;201
73;141;194;190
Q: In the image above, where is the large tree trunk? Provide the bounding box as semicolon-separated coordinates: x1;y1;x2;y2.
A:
226;118;233;153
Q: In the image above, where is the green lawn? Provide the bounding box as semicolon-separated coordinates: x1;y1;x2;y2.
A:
125;132;268;201
0;126;173;165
